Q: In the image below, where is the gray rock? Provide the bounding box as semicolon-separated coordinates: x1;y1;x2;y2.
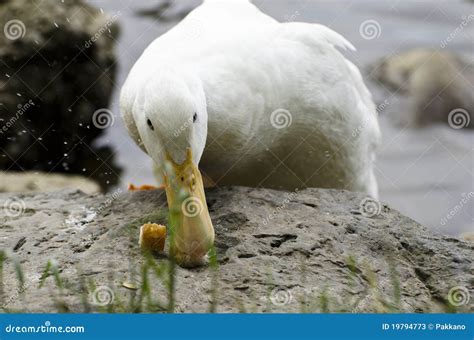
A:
0;187;472;313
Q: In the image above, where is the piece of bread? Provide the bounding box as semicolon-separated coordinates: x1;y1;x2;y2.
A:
139;223;166;252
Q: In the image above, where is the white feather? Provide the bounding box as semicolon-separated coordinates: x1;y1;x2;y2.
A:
121;0;381;197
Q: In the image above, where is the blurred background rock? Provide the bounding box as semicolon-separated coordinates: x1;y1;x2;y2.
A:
0;0;121;191
370;49;474;128
0;170;100;194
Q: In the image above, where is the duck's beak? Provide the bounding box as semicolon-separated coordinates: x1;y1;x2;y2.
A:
163;149;215;267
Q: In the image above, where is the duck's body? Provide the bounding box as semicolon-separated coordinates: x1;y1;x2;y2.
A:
121;0;380;266
122;0;380;197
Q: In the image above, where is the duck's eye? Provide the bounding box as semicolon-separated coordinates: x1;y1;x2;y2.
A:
147;118;154;131
193;112;198;123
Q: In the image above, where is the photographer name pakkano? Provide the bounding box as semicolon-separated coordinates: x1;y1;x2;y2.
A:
436;323;466;331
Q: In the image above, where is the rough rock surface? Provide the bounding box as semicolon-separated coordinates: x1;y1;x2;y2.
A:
0;0;121;189
0;187;472;313
0;171;100;194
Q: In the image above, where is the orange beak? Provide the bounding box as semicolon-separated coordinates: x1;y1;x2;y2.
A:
163;149;214;267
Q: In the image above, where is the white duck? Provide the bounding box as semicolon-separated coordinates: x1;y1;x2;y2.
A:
120;0;381;266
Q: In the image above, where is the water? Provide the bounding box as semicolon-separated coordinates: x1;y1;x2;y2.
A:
90;0;473;236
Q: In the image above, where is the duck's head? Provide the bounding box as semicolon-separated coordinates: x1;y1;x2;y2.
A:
133;69;214;267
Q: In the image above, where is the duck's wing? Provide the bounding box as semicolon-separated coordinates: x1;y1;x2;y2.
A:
279;21;380;152
280;22;378;119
